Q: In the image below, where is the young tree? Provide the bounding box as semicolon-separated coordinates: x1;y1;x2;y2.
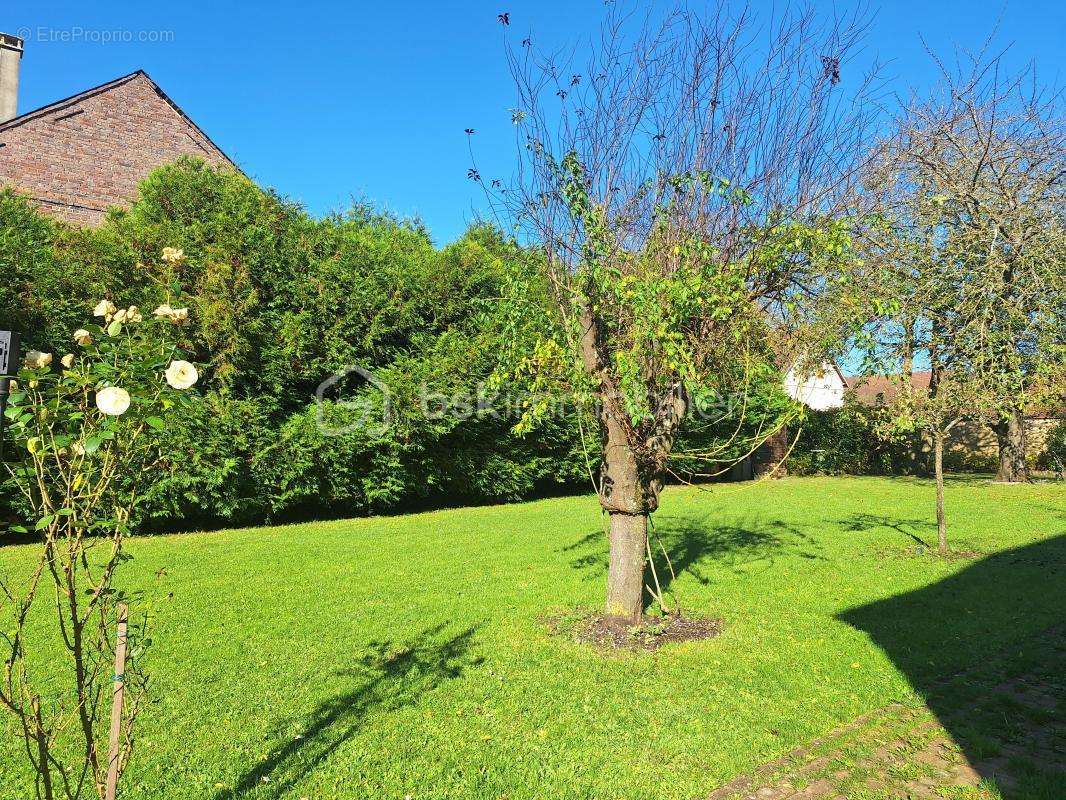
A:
852;53;1064;547
876;55;1065;483
849;155;989;550
480;5;873;621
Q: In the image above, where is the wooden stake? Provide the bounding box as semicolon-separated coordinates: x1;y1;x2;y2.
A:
104;603;128;800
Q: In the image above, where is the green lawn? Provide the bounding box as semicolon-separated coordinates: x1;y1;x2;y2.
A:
1;476;1063;799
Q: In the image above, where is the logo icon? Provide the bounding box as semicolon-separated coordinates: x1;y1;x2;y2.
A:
315;365;393;437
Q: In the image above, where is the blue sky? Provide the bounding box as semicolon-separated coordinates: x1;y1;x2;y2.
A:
5;1;1064;244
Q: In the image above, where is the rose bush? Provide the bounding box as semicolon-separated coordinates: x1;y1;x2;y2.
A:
0;258;200;800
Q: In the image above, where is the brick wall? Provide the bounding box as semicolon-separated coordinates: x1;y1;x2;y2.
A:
0;72;231;226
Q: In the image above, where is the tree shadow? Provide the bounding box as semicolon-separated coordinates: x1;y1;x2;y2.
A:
836;512;935;548
839;534;1066;798
213;624;482;799
563;513;823;595
881;473;994;487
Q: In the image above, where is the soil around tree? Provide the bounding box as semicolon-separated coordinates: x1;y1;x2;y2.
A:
550;610;723;652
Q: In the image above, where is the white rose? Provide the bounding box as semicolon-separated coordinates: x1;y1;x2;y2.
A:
73;329;92;346
153;303;190;325
165;360;199;390
161;247;186;265
61;354;75;369
95;386;131;417
112;308;128;324
126;306;143;323
93;300;118;319
24;350;53;369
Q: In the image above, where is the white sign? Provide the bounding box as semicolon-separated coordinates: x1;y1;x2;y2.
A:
0;331;15;376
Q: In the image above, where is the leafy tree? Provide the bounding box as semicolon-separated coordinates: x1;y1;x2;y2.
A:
480;5;872;621
850;54;1064;547
862;56;1064;485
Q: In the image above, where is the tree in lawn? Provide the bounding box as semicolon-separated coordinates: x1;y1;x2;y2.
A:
850;55;1064;550
847;275;989;553
480;5;874;622
847;158;980;552
868;55;1065;484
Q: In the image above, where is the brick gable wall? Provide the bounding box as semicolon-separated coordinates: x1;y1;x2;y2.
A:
0;73;232;226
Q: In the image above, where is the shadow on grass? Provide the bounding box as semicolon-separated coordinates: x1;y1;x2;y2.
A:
564;513;823;594
213;624;482;800
874;473;997;487
840;533;1066;798
836;512;936;548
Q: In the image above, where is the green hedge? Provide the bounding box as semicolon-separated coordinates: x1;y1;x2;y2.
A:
787;402;921;476
1;160;586;531
1045;419;1066;475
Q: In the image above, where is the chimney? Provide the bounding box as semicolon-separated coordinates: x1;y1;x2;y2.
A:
0;33;24;124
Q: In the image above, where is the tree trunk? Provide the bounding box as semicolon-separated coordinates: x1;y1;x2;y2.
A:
994;409;1030;483
605;512;648;622
600;416;651;623
934;430;947;554
576;304;679;626
755;427;789;478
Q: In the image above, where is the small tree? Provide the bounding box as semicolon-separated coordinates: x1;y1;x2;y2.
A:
0;255;199;800
480;5;873;621
851;52;1064;546
846;180;985;551
870;54;1065;483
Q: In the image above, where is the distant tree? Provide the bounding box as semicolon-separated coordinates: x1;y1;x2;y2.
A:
848;166;993;550
481;4;873;622
866;54;1065;484
851;53;1065;547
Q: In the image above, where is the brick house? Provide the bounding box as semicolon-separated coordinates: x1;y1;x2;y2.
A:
0;33;234;226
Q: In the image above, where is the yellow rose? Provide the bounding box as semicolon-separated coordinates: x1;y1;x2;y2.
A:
161;247;186;265
126;306;143;323
24;350;53;369
61;354;75;369
152;303;190;325
73;329;92;346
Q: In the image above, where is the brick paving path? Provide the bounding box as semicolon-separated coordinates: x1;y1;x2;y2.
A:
707;630;1066;800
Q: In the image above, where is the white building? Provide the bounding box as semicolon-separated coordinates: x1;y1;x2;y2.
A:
783;362;847;411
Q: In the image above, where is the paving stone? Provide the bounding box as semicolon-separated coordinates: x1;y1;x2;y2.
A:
704;625;1066;800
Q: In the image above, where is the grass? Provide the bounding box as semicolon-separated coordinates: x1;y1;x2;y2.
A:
0;476;1063;799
